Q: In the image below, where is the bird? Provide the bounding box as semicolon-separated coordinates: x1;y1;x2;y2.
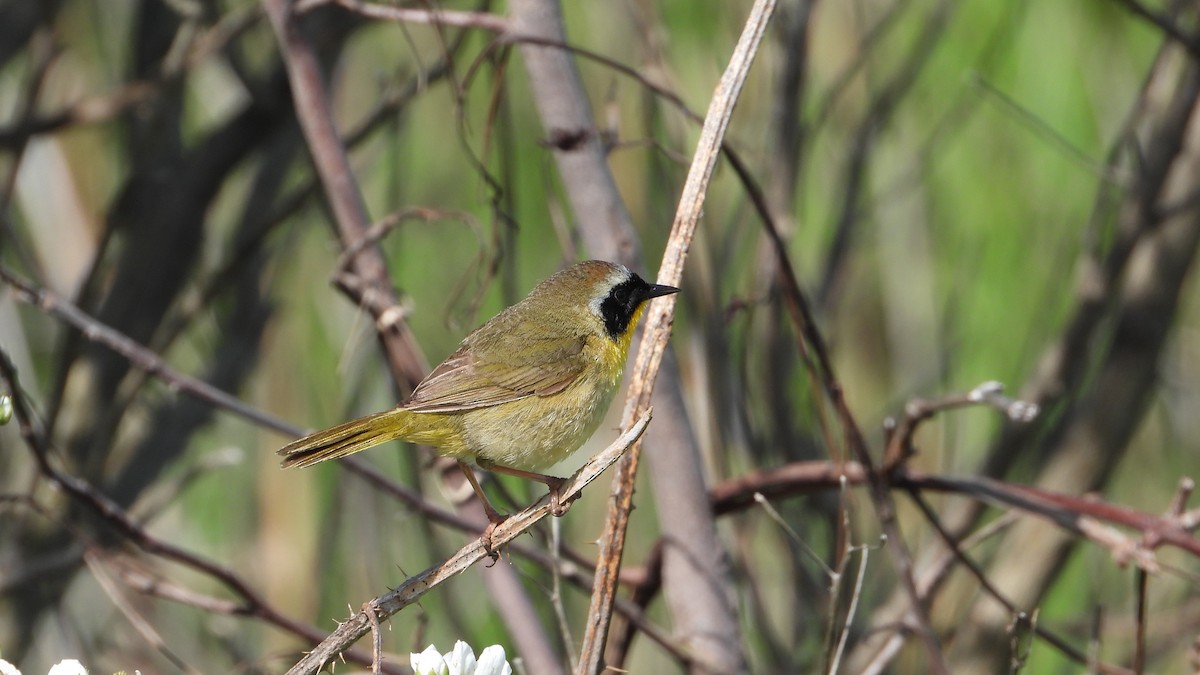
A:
278;260;679;534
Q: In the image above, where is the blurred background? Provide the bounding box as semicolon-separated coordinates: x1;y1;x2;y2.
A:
2;0;1199;673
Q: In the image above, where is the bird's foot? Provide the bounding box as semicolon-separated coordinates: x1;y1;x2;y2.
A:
547;476;578;517
481;513;510;561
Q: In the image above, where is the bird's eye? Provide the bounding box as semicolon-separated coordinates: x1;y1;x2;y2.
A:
612;283;633;306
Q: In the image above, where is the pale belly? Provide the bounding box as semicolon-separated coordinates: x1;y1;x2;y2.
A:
444;371;619;473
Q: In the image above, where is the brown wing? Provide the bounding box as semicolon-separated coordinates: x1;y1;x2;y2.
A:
402;332;590;413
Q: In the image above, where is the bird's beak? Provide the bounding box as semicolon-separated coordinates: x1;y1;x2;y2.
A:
645;283;680;299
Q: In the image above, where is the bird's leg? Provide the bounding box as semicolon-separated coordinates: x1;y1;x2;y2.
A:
476;459;576;517
456;460;507;555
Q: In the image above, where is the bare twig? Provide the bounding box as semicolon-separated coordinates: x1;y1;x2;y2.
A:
0;266;300;436
297;0;510;33
284;410;653;675
550;521;579;673
262;0;428;391
1107;0;1200;60
0;6;262;148
578;2;776;673
0;348;389;671
882;381;1039;469
710;459;1200;560
904;492;1130;673
0;261;670;665
1133;568;1147;674
82;551;197;675
827;542;869;675
366;602;385;675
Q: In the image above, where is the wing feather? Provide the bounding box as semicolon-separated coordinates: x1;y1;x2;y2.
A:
402;330;589;413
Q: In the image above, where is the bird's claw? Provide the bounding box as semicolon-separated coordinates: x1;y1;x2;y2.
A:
481;514;509;561
548;477;578;517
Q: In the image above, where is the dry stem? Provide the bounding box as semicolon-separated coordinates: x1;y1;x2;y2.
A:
576;0;777;672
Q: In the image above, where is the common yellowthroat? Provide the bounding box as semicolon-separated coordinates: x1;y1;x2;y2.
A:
278;260;678;526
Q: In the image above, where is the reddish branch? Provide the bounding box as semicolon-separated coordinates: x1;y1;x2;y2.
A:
708;462;1200;562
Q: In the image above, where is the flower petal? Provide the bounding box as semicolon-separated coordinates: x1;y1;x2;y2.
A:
444;641;476;675
475;645;512;675
47;661;88;675
410;645;448;675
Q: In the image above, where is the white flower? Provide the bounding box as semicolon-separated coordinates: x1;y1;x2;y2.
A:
0;660;89;675
410;645;449;675
409;641;512;675
475;645;513;675
47;661;87;675
443;642;475;674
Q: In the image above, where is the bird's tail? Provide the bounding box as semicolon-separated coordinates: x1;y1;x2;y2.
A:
278;408;414;469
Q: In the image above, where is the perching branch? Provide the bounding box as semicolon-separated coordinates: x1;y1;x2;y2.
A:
283;409;653;675
577;1;776;673
0;263;675;668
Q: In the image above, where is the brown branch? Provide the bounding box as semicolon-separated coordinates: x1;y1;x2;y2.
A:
0;5;262;148
1107;0;1200;61
0;348;390;672
0;266;300;436
0;262;672;664
262;0;428;392
577;1;776;673
298;0;510;33
708;459;1200;560
708;458;1189;673
905;492;1132;675
1134;568;1148;673
882;381;1039;470
283;410;653;675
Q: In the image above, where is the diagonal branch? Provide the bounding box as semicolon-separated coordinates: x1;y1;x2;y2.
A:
261;0;428;391
0;348;391;671
0;266;298;436
283;410;653;675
